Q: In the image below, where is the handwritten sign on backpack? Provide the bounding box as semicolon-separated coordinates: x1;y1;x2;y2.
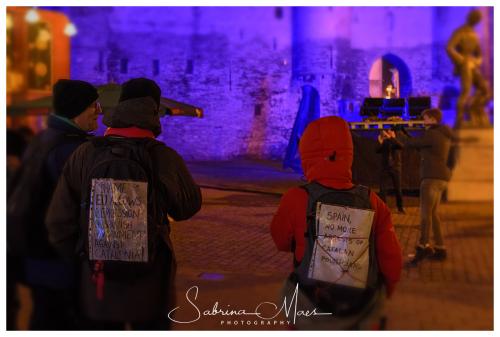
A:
308;203;374;289
88;178;148;262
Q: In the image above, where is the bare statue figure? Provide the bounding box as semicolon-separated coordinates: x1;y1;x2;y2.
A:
447;9;491;128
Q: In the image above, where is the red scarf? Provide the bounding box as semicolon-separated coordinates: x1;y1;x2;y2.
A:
104;127;155;139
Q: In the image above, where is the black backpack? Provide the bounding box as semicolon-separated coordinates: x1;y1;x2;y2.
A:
7;132;69;257
292;182;381;317
78;137;168;283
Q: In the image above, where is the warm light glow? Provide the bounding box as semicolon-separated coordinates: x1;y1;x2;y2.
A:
25;8;40;23
6;14;13;30
35;62;48;77
385;84;395;99
35;29;52;50
64;22;77;36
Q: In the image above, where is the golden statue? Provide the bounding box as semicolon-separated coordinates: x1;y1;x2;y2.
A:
447;9;491;128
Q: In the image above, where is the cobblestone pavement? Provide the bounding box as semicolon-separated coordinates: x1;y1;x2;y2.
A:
14;161;493;330
170;187;493;330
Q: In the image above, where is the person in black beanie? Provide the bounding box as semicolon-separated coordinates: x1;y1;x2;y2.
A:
45;77;202;330
102;77;163;136
119;77;161;106
7;79;100;330
52;79;100;131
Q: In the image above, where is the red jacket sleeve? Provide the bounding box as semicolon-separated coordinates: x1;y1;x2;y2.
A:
270;187;307;256
370;191;403;298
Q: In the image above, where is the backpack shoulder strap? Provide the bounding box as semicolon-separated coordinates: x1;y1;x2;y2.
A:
352;184;372;207
300;182;340;238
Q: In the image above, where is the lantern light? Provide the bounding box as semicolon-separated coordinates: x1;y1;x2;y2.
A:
25;8;39;23
64;22;77;37
6;14;13;30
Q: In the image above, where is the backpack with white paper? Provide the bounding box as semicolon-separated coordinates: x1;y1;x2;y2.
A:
292;182;382;317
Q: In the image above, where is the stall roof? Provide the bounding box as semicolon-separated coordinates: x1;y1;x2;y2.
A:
7;83;203;118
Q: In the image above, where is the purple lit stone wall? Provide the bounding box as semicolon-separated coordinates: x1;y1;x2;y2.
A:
58;6;492;160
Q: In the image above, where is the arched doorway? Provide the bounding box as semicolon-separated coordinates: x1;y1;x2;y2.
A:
368;53;412;98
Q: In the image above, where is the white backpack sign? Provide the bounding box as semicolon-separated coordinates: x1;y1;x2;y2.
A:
308;202;375;289
88;178;148;262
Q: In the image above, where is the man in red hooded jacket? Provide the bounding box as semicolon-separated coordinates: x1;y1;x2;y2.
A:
271;116;402;330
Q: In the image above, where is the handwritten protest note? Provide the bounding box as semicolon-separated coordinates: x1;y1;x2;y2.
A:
88;178;148;262
308;203;374;289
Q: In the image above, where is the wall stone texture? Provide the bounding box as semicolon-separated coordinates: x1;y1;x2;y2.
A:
60;6;492;160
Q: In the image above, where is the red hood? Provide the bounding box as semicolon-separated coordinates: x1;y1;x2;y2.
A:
299;116;353;189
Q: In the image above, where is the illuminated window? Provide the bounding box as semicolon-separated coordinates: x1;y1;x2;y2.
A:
28;22;52;91
369;58;399;98
368;54;412;98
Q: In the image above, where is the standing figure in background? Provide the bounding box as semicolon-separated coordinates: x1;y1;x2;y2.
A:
447;9;491;128
6;128;28;330
376;129;405;214
391;108;455;266
7;80;100;329
6;129;28;186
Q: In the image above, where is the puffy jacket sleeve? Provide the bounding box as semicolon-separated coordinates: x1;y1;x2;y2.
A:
400;131;432;149
271;187;307;256
370;191;402;298
154;145;202;221
45;142;88;258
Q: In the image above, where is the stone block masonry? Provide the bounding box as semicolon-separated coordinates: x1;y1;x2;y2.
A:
62;6;488;160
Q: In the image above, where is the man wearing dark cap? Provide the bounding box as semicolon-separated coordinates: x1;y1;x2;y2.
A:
389;108;455;265
7;79;100;329
46;77;202;329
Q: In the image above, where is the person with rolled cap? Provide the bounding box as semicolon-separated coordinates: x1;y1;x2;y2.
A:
45;77;202;329
7;79;100;330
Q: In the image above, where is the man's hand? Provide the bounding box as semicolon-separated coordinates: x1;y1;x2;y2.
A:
378;134;384;144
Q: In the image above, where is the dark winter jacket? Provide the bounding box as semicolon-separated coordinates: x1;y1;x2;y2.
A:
8;114;91;287
45;97;202;322
376;137;403;170
399;124;454;182
10;115;90;257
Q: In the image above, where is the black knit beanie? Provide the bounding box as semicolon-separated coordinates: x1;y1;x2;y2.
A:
119;78;161;108
53;79;98;119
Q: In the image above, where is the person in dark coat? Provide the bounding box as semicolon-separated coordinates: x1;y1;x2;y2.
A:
376;129;405;214
390;108;455;265
6;128;29;330
45;78;202;330
7;129;28;184
8;79;99;329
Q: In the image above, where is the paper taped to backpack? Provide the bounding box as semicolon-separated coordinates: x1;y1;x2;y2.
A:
88;178;148;262
308;202;375;289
